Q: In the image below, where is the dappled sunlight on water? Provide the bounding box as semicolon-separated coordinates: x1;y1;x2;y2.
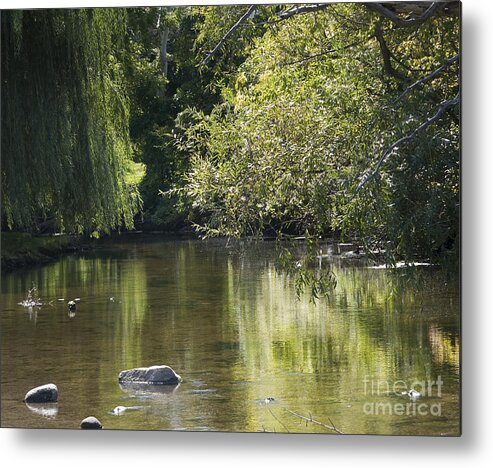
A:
1;237;460;434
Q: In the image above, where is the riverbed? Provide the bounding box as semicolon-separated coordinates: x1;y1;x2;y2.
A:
1;237;460;434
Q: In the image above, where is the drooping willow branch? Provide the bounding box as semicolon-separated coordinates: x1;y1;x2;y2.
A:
1;9;140;234
354;93;460;196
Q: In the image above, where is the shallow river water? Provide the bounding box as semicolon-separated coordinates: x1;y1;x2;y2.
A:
1;237;460;434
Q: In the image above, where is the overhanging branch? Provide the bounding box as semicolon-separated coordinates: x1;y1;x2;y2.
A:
202;3;334;65
354;93;460;196
278;3;331;20
394;54;459;103
364;2;443;28
201;5;257;66
281;37;369;67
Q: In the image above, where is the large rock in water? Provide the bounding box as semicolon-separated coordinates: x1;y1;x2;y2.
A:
24;384;58;403
118;365;182;385
80;416;103;429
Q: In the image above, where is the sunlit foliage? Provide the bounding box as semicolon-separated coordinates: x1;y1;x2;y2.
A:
175;3;460;263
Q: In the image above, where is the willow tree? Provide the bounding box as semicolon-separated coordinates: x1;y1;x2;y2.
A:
1;9;141;235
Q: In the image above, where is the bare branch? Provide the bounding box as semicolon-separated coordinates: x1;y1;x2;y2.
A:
278;3;331;20
201;5;257;66
240;4;332;29
394;54;459;103
202;3;335;64
374;21;407;81
327;3;372;27
281;38;368;67
364;2;443;28
354;93;460;196
267;407;291;433
282;407;344;434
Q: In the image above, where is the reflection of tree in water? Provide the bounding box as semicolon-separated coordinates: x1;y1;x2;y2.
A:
428;326;459;371
221;245;459;432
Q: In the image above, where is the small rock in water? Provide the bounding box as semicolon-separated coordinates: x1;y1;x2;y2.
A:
80;416;103;429
24;383;58;403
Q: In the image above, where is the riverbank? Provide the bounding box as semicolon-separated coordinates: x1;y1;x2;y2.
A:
1;232;91;273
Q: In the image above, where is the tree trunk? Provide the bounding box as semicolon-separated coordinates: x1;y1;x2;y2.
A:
159;26;169;79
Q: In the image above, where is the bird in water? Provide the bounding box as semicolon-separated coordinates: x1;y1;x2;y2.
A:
67;298;80;311
402;389;421;399
111;406;127;415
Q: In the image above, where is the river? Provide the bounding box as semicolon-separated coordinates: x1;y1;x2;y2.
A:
1;236;460;434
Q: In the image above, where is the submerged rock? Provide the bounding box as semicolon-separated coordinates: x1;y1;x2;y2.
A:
111;405;127;415
118;365;182;385
80;416;103;429
110;405;143;415
24;383;58;403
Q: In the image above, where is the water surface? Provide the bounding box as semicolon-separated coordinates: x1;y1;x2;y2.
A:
1;237;460;434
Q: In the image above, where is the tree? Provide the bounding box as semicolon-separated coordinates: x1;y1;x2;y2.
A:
1;9;141;235
124;7;223;230
173;2;460;263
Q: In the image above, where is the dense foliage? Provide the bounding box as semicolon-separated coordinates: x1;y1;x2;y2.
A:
174;3;460;263
124;7;230;230
1;9;141;235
